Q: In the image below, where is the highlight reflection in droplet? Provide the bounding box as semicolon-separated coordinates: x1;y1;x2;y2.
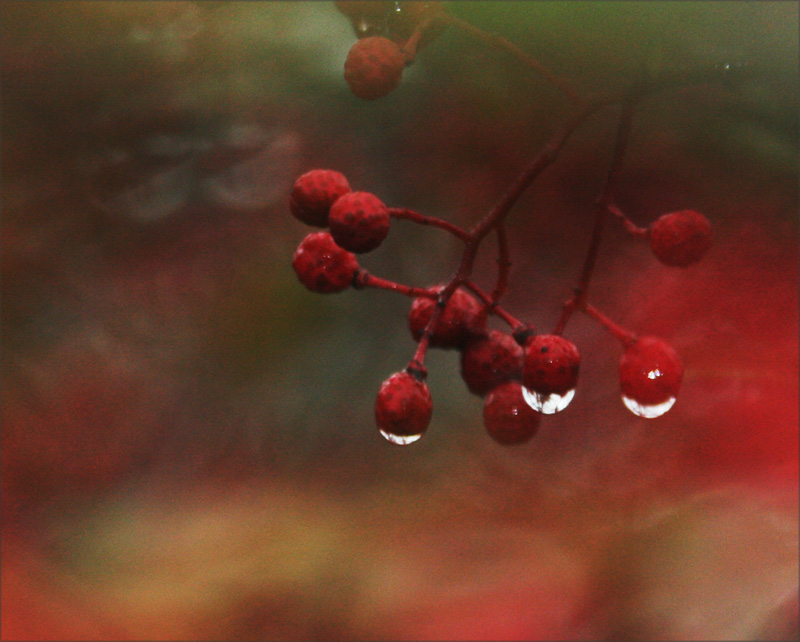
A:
522;387;575;414
380;430;423;445
621;395;676;418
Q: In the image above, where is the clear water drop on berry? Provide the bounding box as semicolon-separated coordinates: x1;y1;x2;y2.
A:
379;429;423;445
621;395;676;418
522;387;575;414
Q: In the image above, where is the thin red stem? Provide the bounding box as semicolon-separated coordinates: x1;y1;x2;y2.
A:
400;98;617;354
388;207;471;242
553;90;640;335
463;280;526;331
449;98;607;296
491;223;511;303
408;286;453;370
440;11;585;105
468;101;604;248
607;203;648;238
581;303;637;347
354;271;436;298
399;22;424;63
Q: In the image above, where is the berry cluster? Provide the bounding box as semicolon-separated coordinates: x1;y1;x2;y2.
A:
287;3;719;446
289;164;710;445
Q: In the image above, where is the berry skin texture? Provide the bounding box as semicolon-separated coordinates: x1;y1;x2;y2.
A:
408;287;487;349
375;371;433;442
648;209;712;267
522;334;580;396
292;231;359;294
483;381;541;445
328;191;391;253
290;169;351;227
619;336;684;406
460;330;524;396
344;37;407;100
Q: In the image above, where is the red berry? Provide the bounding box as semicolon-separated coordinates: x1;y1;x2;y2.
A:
408;286;486;349
483;381;541;445
522;334;580;396
292;231;359;294
375;370;433;444
460;330;523;396
619;336;683;407
648;209;712;267
290;169;351;227
344;36;407;100
328;191;391;253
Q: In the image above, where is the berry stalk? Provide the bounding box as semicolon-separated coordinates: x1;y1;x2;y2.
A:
553;88;640;335
607;203;648;238
354;271;437;298
388;207;471;241
438;10;585;105
581;303;637;347
491;223;511;303
463;279;525;332
408;287;451;370
449;98;608;299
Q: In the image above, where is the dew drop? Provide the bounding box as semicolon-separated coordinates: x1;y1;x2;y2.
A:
379;430;423;445
522;387;575;414
621;395;676;418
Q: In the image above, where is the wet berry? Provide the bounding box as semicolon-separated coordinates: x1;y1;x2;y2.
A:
344;36;407;100
619;336;683;407
483;381;541;445
290;169;351;227
522;334;580;396
460;330;523;396
375;370;433;444
292;231;359;294
648;209;712;267
328;191;391;253
408;286;486;349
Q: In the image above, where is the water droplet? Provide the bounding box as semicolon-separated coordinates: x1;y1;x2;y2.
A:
522;387;575;414
380;430;423;445
621;395;676;418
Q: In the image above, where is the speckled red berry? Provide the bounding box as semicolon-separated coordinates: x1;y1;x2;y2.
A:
344;36;407;100
292;231;359;294
375;370;433;444
460;330;523;396
328;191;391;253
522;334;580;396
290;169;351;227
648;209;712;267
483;381;541;445
408;286;486;349
619;336;683;407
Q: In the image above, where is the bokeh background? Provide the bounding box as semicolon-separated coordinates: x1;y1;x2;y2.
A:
2;2;798;640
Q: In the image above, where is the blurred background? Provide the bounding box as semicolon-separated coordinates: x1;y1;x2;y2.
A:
1;2;798;640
